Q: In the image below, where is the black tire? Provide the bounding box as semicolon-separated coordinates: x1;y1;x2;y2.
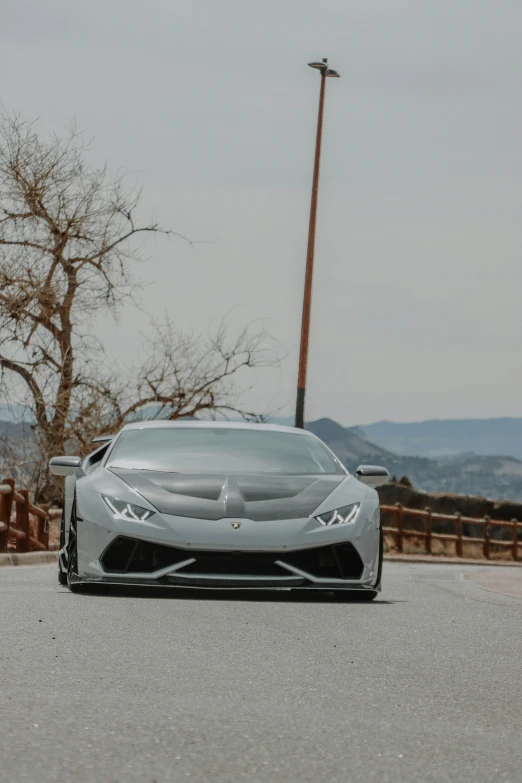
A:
374;524;384;591
67;505;83;593
58;512;68;585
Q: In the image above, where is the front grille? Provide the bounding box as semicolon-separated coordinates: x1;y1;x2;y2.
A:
100;536;364;581
180;551;286;576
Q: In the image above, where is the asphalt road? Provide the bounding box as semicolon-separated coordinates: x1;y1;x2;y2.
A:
1;562;521;783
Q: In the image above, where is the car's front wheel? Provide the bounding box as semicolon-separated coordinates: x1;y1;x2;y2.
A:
373;524;384;591
66;505;83;593
57;512;68;586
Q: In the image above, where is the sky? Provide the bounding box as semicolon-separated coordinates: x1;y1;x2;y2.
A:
2;0;522;426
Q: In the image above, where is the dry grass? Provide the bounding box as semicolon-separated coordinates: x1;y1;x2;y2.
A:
384;533;517;562
48;517;60;550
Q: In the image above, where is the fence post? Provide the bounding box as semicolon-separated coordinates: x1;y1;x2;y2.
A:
425;507;432;554
0;478;15;552
16;489;30;553
395;503;404;553
512;519;519;562
483;515;491;560
455;512;463;558
39;503;50;550
0;495;4;552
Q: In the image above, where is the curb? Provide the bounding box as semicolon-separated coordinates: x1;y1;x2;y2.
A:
1;551;519;569
0;551;58;567
384;553;522;567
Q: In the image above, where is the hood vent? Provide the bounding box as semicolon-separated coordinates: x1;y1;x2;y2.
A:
109;468;344;521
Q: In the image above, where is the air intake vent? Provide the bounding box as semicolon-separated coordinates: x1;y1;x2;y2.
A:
100;537;189;573
100;537;364;581
281;543;363;580
180;551;287;577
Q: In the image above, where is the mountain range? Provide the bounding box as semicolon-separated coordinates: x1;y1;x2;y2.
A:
358;418;522;460
300;418;522;503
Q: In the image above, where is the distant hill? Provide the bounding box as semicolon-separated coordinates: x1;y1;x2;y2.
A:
359;418;522;460
377;481;522;523
305;418;393;464
0;419;33;441
304;417;522;503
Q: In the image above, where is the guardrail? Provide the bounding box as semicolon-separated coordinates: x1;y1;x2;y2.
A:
0;478;61;553
381;503;521;561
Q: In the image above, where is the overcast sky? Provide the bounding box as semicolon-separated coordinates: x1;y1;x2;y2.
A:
3;0;522;425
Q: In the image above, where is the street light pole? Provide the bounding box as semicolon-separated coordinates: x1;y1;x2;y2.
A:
295;58;339;429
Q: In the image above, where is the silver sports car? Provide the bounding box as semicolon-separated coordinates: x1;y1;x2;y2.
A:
50;421;389;599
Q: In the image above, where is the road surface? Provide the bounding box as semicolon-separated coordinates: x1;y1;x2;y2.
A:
1;562;521;783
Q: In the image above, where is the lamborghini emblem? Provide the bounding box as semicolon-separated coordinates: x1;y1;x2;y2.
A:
230;522;241;530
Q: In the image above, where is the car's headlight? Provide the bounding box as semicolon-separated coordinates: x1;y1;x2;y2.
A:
315;502;360;527
103;496;155;521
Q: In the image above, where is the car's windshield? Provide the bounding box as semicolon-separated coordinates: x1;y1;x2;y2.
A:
106;427;345;475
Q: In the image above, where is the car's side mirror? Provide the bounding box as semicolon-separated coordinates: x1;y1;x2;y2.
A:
355;465;390;488
49;456;83;477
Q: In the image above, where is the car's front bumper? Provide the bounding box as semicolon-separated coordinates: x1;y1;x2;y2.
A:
74;489;381;591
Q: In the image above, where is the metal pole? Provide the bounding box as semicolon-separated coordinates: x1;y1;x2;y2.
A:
295;70;327;429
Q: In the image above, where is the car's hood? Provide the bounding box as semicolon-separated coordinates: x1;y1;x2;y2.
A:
108;468;346;521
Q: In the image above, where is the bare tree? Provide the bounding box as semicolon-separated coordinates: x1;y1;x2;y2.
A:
0;113;277;499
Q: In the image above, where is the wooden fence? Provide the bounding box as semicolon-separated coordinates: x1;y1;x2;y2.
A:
0;478;61;553
381;503;521;562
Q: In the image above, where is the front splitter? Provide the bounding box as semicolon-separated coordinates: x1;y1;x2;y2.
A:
73;575;378;592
